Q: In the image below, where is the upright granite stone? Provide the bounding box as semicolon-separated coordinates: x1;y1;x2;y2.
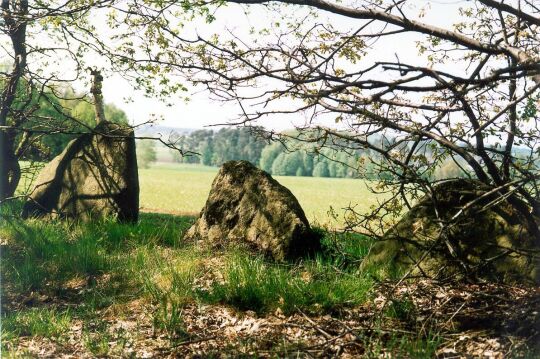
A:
22;121;139;222
185;160;320;261
363;179;540;284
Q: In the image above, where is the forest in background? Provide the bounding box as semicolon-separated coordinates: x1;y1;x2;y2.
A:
17;85;486;183
142;127;467;180
18;89;508;183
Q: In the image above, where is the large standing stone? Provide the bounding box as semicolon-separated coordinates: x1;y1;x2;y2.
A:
363;179;540;284
185;160;320;260
22;121;139;222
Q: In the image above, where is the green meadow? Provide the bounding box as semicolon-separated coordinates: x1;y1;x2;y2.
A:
3;161;536;357
1;162;439;357
139;162;381;226
2;202;437;357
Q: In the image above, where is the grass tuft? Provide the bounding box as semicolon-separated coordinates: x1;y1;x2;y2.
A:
199;250;374;314
1;308;72;339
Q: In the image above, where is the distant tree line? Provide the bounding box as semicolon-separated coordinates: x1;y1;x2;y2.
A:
169;127;468;180
172;128;265;167
137;139;157;169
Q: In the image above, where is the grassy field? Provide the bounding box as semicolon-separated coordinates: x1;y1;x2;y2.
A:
18;161;383;226
0;203;436;357
4;162;539;357
140;162;381;226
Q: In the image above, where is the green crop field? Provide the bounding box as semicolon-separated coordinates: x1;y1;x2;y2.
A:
17;161;384;226
139;162;382;226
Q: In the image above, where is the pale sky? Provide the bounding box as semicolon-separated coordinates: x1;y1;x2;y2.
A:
96;1;464;131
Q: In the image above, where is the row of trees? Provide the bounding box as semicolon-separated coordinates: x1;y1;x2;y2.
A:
172;128;265;167
171;127;366;178
137;139;158;169
170;127;467;180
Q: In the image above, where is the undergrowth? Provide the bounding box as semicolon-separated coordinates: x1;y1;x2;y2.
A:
0;201;456;356
198;248;374;315
1;308;72;340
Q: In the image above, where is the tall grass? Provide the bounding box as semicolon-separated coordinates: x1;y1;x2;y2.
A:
1;308;72;341
0;202;441;356
198;232;376;315
2;218;108;290
1;203;379;318
1;203;192;293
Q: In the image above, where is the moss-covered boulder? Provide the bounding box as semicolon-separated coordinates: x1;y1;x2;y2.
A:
22;122;139;222
185;160;320;261
363;180;540;284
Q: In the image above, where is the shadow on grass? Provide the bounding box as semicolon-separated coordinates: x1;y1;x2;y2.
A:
1;200;377;318
195;230;377;316
0;203;195;301
0;203;200;353
2;201;537;357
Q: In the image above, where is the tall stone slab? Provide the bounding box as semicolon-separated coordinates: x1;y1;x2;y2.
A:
22;121;139;222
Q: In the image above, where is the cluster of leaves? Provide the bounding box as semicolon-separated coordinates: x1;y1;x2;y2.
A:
11;82;129;162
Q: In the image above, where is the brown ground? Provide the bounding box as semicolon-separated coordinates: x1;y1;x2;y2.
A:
3;278;539;358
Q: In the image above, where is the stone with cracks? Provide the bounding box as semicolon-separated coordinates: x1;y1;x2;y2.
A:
185;160;320;261
22;121;139;222
363;179;540;284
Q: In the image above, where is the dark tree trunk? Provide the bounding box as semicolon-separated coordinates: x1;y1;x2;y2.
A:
0;132;20;200
0;0;27;202
0;127;7;201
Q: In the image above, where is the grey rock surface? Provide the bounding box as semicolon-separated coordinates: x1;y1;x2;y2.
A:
185;160;320;260
363;179;540;284
22;121;139;222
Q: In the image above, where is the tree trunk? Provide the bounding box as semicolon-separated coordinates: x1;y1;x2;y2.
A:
90;69;106;124
0;126;7;201
0;125;21;202
0;0;27;202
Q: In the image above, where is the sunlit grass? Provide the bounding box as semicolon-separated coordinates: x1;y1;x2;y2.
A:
138;163;217;215
17;161;382;227
1;308;72;340
0;204;381;346
139;162;381;226
1;207;192;292
4;160;536;357
3;203;532;357
199;250;374;315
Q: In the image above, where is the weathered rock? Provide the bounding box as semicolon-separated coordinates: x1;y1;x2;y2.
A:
22;121;139;222
363;179;540;284
185;160;320;260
